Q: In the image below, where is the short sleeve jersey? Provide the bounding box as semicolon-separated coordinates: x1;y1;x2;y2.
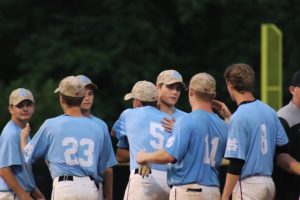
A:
0;120;36;191
24;114;117;183
89;115;117;182
224;100;288;179
164;110;228;186
113;106;186;171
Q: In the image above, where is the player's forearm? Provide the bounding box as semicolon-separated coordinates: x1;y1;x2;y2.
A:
277;153;300;175
221;173;239;200
0;167;31;199
146;150;174;164
20;123;30;152
103;168;113;200
116;148;130;163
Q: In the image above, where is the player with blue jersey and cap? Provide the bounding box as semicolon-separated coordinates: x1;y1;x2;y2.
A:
77;75;117;200
221;63;300;200
0;88;45;200
22;76;117;200
136;73;228;200
112;80;184;200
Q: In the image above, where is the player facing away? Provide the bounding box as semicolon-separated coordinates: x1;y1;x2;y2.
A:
113;80;158;164
112;80;183;200
115;69;187;164
136;73;228;200
22;76;117;200
0;88;45;200
77;75;116;200
221;63;300;200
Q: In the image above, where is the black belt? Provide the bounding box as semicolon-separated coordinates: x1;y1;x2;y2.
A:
134;168;152;174
58;175;98;189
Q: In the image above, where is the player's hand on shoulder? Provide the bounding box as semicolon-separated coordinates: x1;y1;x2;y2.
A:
212;100;231;122
161;117;175;133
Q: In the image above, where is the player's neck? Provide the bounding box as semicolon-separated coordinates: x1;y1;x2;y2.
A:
64;107;83;117
81;109;91;117
157;102;175;115
292;97;300;109
235;92;255;106
11;117;27;128
191;99;213;112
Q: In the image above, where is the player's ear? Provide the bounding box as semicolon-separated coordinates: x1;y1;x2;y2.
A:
289;86;295;95
188;88;194;97
8;105;13;114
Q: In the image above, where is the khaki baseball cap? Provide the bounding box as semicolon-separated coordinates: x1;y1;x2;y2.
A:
77;75;98;90
124;80;157;102
156;69;186;88
189;73;216;94
54;76;85;97
9;88;35;106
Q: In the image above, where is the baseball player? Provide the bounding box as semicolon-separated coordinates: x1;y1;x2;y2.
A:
77;75;117;200
136;73;228;200
0;88;45;200
112;80;185;200
113;81;151;164
115;70;187;164
156;69;186;131
22;76;117;200
273;70;300;200
221;63;300;200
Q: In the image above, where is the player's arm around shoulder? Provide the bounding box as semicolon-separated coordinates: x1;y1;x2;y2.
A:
136;149;175;165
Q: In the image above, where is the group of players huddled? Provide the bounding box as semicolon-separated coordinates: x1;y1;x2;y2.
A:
0;63;300;200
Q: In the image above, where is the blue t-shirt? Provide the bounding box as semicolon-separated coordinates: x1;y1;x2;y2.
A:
224;100;288;179
113;106;186;171
0;120;36;191
89;115;118;181
164;110;228;186
24;114;117;183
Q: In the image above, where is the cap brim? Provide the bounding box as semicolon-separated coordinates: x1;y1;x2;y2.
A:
13;98;35;106
124;93;133;101
165;81;186;89
54;88;59;93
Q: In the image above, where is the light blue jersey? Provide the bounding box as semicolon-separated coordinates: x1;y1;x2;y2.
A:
24;114;117;183
89;115;118;182
0;120;36;192
224;100;288;179
113;106;186;171
164;110;228;186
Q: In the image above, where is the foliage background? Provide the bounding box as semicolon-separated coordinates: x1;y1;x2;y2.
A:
1;0;300;199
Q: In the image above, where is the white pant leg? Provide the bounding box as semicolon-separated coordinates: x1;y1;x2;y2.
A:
123;169;170;200
52;176;99;200
98;183;103;200
0;192;17;200
232;176;275;200
169;183;220;200
0;191;31;200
